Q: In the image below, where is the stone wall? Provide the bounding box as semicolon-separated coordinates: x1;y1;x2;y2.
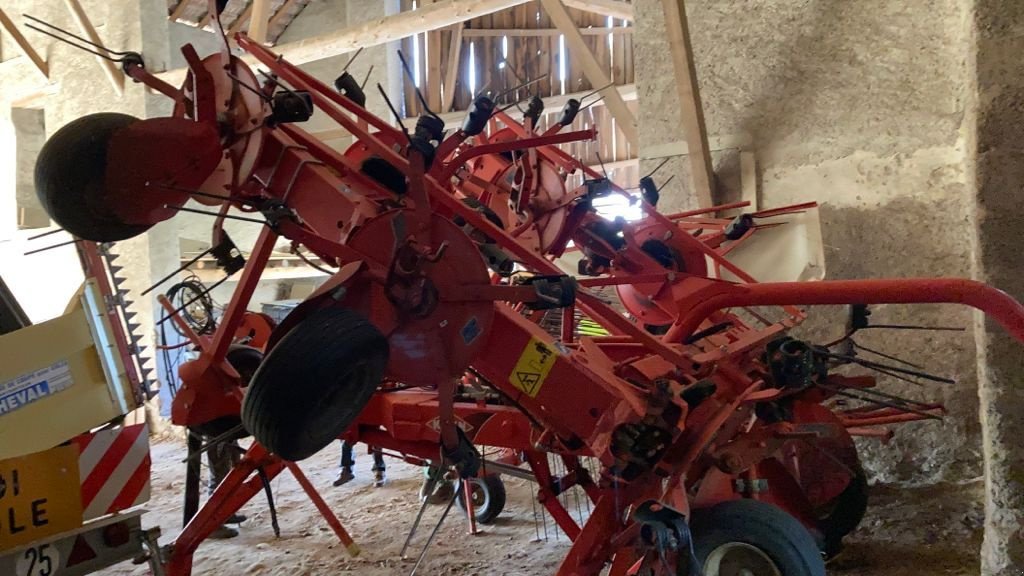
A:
0;0;172;331
635;0;982;483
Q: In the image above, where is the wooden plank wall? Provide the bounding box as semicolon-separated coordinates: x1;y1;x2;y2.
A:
399;0;639;189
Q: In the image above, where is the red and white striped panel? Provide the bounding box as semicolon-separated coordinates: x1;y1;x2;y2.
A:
71;423;151;520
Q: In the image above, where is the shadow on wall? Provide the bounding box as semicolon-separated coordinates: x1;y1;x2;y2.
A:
792;200;981;484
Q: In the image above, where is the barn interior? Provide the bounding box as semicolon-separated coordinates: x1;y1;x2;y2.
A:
0;1;1022;575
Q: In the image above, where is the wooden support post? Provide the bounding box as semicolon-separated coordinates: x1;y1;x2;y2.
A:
442;23;465;112
248;0;271;44
63;0;124;96
660;0;713;208
426;0;443;112
0;8;48;79
540;0;637;146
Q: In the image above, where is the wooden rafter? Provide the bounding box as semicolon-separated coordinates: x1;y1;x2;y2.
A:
158;0;536;86
0;8;49;79
63;0;124;96
248;0;271;43
228;3;254;34
168;1;192;22
268;0;300;31
540;0;637;145
660;0;713;208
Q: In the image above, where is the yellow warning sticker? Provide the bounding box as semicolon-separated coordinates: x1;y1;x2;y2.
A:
509;338;558;398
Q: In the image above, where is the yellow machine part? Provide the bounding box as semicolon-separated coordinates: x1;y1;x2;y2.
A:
0;281;138;460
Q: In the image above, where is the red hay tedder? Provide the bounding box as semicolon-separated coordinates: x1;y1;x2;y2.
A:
29;5;1024;575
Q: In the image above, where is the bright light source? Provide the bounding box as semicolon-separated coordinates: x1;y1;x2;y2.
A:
469;42;477;96
558;34;566;95
592;192;643;222
607;16;614;75
502;35;509;60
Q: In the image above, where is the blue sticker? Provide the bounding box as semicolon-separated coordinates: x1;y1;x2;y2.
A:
461;317;482;345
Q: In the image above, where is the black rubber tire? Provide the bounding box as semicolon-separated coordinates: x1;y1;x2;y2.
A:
690;499;826;576
34;113;152;242
456;474;507;524
241;307;389;461
226;344;264;386
191;346;265;440
818;464;869;558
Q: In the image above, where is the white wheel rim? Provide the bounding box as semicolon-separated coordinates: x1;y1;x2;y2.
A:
468;479;490;513
464;477;491;512
704;542;782;576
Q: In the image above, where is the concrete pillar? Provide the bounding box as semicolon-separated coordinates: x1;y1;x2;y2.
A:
971;2;1024;573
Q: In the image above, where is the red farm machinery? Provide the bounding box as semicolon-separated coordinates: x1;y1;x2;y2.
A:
25;5;1024;575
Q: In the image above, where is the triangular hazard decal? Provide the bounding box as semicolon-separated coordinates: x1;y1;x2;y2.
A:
516;371;542;394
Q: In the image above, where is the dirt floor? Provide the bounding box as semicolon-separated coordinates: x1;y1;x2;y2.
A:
98;437;984;576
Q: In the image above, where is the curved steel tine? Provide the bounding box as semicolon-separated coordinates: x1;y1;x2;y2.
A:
23;13;132;57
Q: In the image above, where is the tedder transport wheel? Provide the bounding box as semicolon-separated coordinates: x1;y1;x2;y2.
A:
690;500;826;576
817;462;869;558
227;344;264;385
193;345;265;440
456;474;507;524
34;113;151;242
241;307;388;461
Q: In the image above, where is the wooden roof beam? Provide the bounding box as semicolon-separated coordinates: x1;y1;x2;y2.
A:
268;0;301;30
168;1;192;22
0;8;49;79
63;0;124;96
228;3;254;34
157;0;536;86
562;0;634;21
540;0;637;146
